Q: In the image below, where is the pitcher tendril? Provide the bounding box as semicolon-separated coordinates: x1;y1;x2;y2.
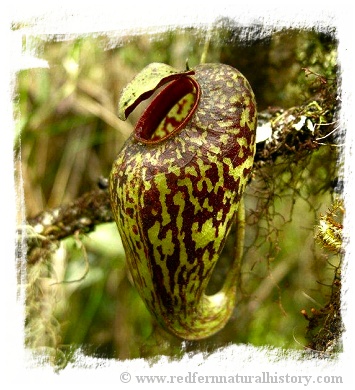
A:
109;62;257;339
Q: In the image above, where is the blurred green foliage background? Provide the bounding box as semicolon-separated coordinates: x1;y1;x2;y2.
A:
15;22;340;366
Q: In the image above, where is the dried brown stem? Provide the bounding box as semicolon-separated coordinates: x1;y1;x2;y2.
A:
21;188;113;265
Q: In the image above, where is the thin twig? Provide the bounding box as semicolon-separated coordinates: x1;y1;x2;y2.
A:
50;231;90;285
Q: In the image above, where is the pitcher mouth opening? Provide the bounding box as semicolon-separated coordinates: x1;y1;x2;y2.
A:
134;76;200;144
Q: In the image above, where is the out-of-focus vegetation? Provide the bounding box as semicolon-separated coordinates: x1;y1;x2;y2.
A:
15;22;341;366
